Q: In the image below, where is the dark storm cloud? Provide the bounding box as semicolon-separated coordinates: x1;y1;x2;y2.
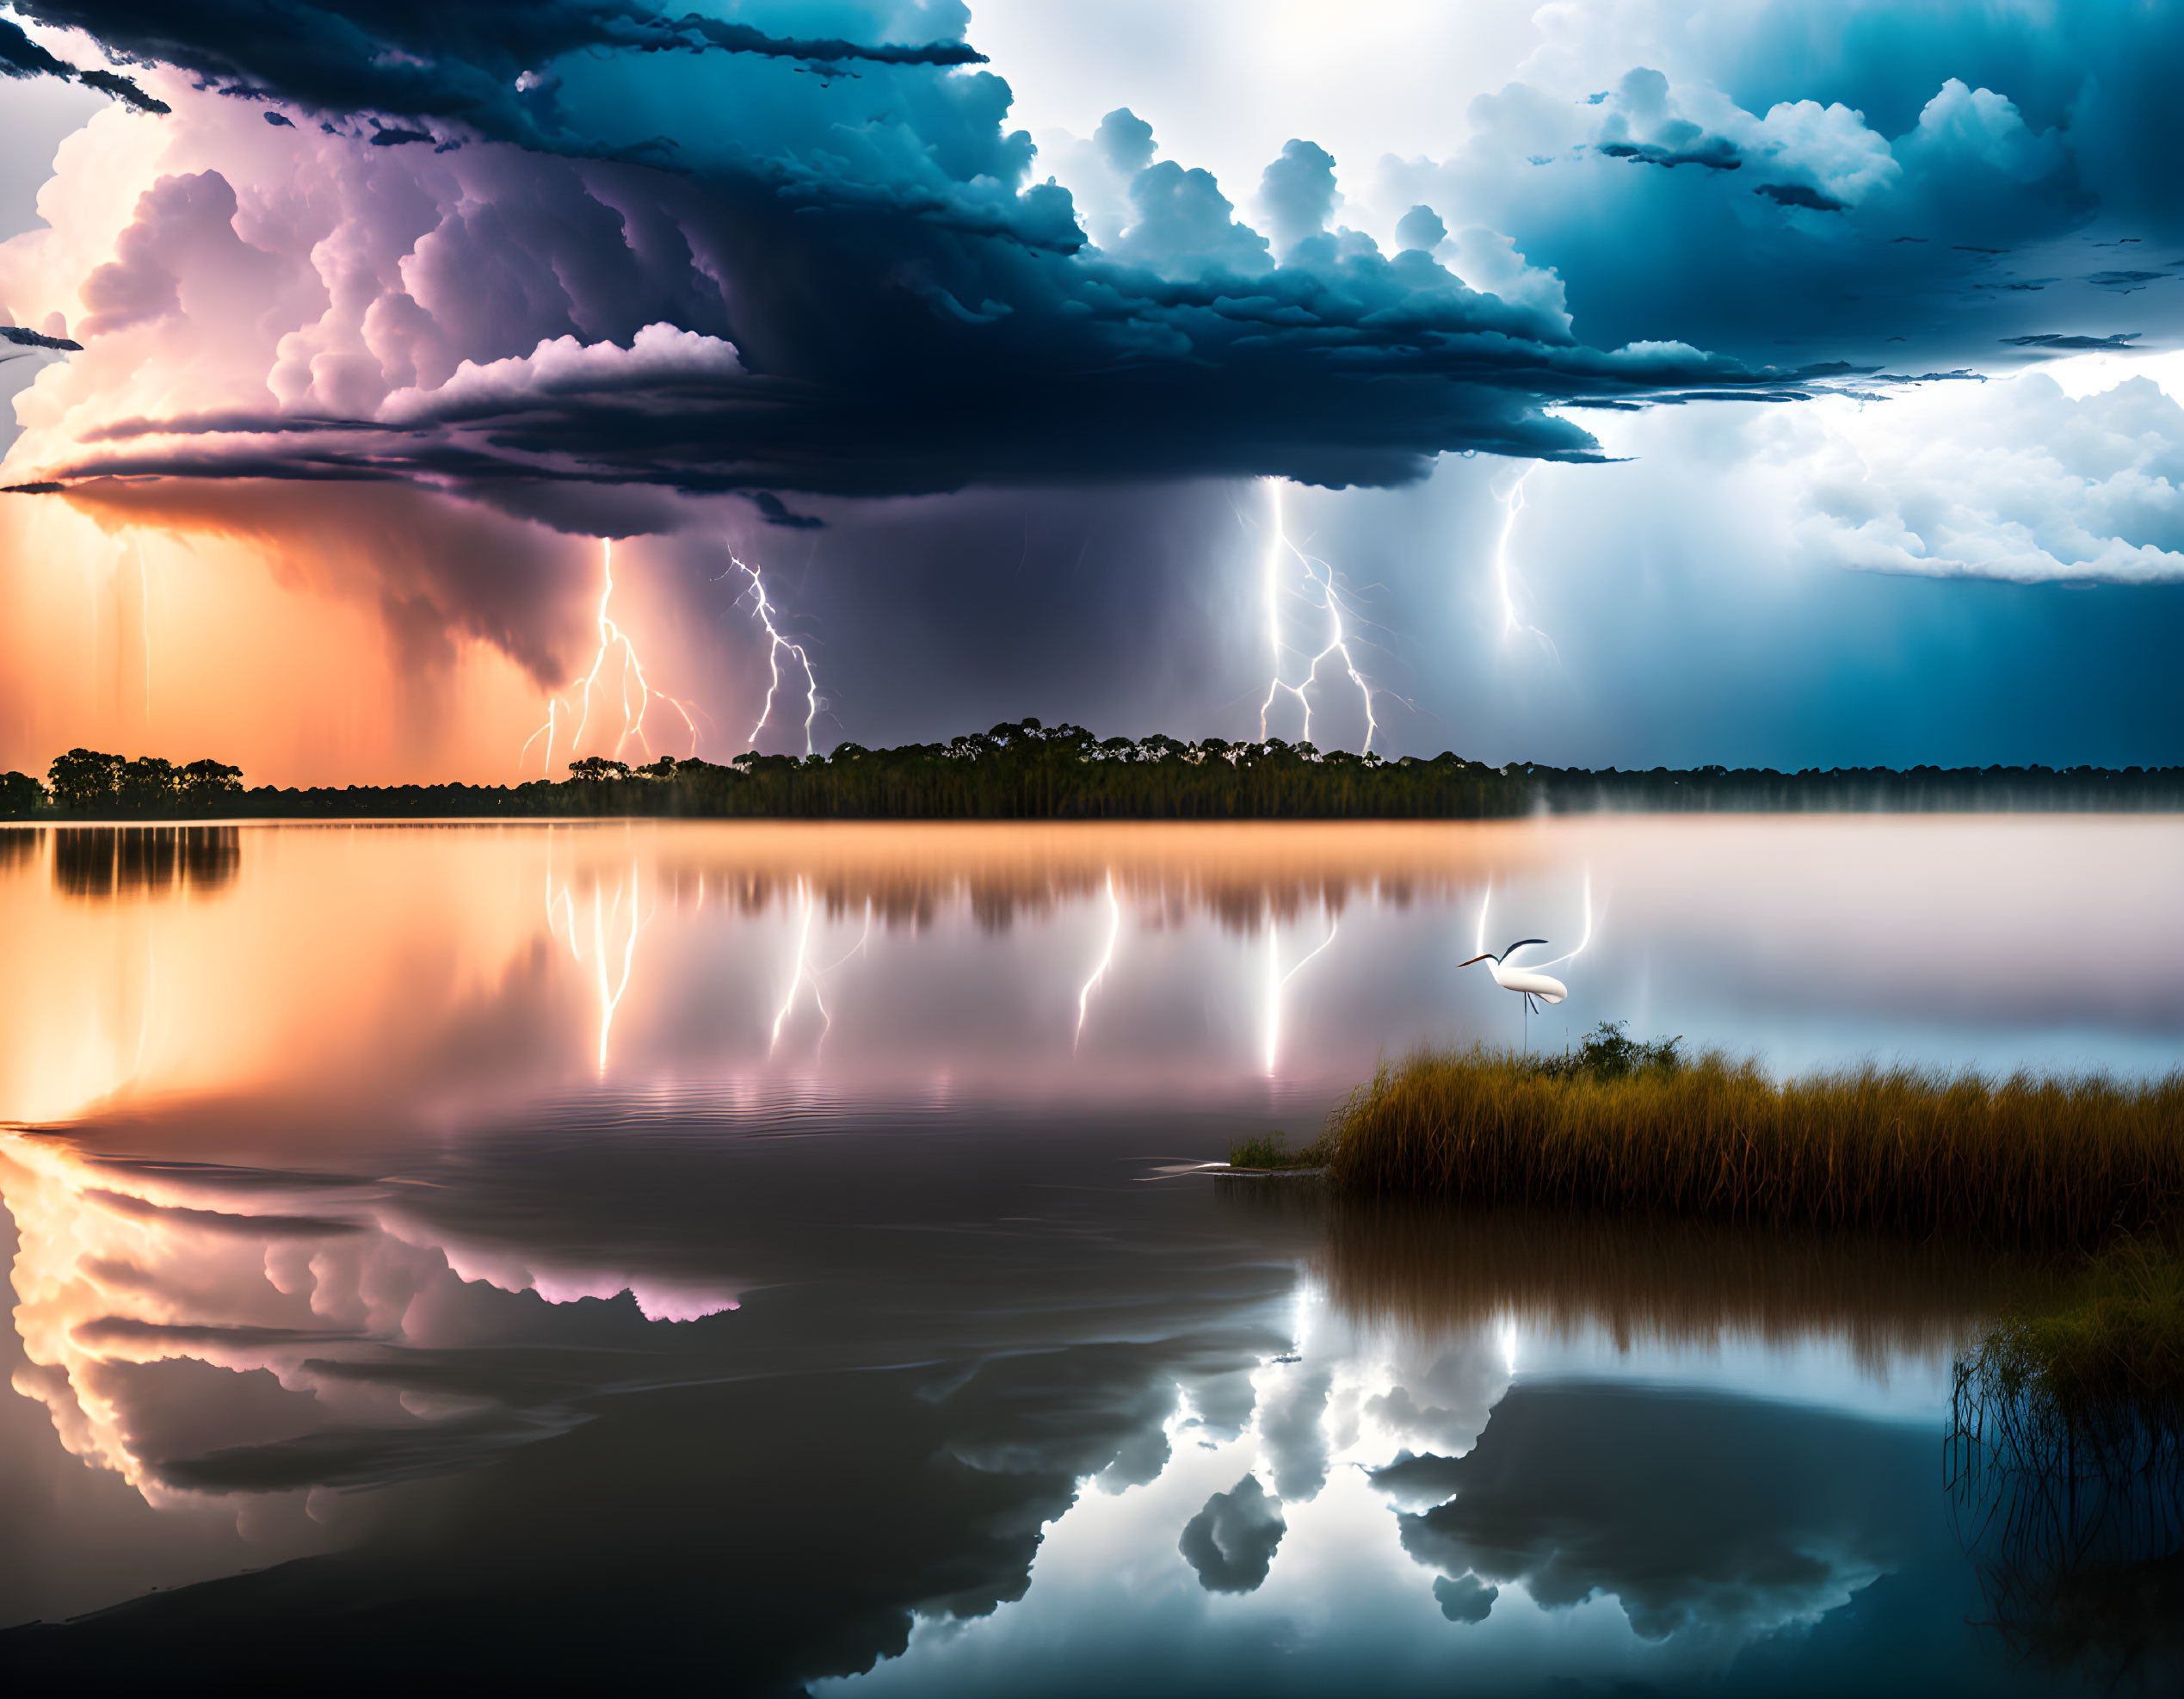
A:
2003;332;2139;351
11;1;984;151
1433;1571;1497;1623
0;14;72;79
1;323;83;351
1384;15;2184;369
41;261;1804;497
1755;182;1848;213
14;0;2180;528
1597;138;1742;170
1712;0;2184;233
0;12;163;111
4;2;1834;508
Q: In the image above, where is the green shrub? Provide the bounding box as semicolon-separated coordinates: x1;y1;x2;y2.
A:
1228;1130;1334;1171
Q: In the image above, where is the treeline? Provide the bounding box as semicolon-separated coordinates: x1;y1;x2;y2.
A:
6;724;2184;821
2;749;244;817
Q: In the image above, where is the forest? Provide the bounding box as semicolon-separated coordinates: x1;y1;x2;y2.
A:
6;721;2184;820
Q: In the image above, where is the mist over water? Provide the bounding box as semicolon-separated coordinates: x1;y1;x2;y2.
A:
2;819;2178;1693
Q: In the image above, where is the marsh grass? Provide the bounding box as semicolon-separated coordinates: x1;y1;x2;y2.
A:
1324;1038;2184;1250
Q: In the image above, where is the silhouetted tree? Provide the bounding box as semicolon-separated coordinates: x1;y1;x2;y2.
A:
119;756;181;811
180;759;244;806
0;770;46;817
47;748;123;812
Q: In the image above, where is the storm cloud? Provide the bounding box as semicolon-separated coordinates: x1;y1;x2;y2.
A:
0;1;1836;516
9;0;984;148
6;0;2184;774
8;4;2175;502
13;0;2184;502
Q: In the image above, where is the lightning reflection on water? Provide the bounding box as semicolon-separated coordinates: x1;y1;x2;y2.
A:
1262;903;1342;1077
1074;870;1123;1049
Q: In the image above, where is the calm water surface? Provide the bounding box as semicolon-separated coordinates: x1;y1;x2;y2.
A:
2;819;2179;1693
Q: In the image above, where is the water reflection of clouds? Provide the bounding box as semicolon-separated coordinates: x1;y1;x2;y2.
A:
4;1127;2069;1693
0;1134;742;1522
831;1288;1968;1698
823;1201;2057;1696
3;1122;1316;1666
1394;1386;1919;1643
1179;1474;1286;1591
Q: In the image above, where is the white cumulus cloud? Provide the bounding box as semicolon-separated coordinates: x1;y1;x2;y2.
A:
1792;372;2184;584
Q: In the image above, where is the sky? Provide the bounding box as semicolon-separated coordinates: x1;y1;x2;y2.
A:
2;0;2182;782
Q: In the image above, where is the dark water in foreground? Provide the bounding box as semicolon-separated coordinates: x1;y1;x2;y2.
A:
2;819;2180;1694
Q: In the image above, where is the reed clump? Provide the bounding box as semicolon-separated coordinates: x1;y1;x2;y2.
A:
1323;1029;2184;1250
1965;1240;2184;1430
1227;1129;1335;1171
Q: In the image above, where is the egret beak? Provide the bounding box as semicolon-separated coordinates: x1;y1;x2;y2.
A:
1456;954;1492;967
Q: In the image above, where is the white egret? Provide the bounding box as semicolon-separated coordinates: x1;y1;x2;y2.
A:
1459;939;1568;1049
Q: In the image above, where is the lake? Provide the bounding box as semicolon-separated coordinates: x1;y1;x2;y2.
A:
2;818;2179;1693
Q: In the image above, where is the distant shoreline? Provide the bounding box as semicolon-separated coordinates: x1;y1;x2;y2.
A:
8;720;2184;822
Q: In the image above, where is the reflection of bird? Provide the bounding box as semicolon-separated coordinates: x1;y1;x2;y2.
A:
1459;941;1568;1045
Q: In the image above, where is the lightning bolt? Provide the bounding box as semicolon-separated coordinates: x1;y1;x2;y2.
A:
521;539;700;777
1255;479;1379;754
1494;465;1558;657
1262;904;1341;1077
1074;870;1123;1048
724;552;825;756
